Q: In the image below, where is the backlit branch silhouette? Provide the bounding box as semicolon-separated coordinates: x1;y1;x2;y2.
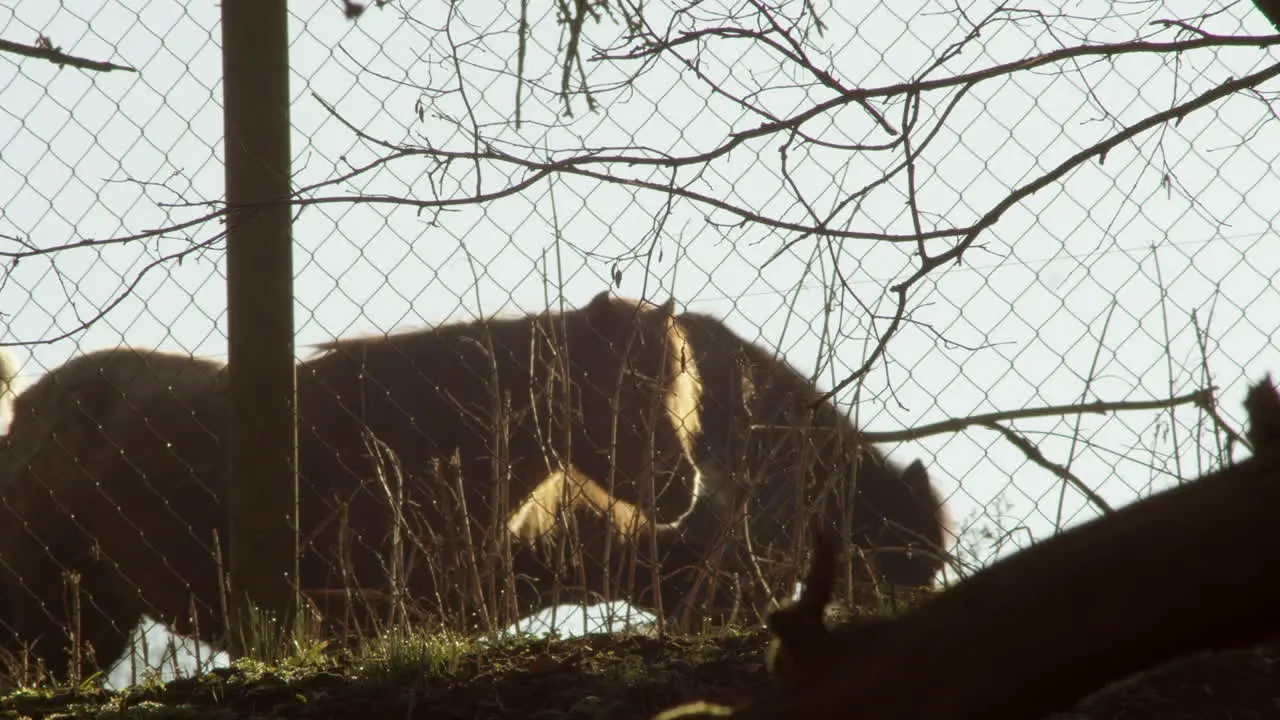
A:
6;4;1274;472
0;36;137;73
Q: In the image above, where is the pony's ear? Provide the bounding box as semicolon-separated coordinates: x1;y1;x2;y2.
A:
1245;373;1280;452
587;289;613;314
655;296;677;318
901;459;933;496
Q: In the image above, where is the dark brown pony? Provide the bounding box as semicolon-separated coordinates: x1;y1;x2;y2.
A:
0;291;705;682
655;311;950;625
502;463;673;615
670;374;1280;720
292;290;704;633
0;347;230;682
501;460;732;625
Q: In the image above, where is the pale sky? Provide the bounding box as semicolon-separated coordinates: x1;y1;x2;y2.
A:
2;0;1278;689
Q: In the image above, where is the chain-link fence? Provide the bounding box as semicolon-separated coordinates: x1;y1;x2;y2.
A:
1;0;1278;692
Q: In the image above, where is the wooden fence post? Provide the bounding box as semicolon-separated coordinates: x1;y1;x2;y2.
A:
220;0;299;659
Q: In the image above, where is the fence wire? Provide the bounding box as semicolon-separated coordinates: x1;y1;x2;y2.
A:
1;0;1278;689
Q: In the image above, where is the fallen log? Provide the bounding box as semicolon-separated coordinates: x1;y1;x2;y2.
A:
658;374;1280;720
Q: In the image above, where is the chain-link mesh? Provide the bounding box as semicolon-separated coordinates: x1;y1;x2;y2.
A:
1;0;1278;691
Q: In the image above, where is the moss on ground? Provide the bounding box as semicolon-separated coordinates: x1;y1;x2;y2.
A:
0;627;775;720
2;624;1277;719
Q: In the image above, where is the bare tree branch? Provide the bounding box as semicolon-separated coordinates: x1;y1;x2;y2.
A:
817;59;1280;405
982;420;1114;515
0;232;225;348
0;36;137;73
861;387;1217;444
